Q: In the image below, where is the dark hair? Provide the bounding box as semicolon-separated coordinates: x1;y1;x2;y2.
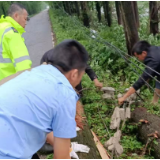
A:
132;40;151;55
41;39;89;73
8;3;26;16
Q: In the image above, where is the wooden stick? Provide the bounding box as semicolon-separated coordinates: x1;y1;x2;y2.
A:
91;130;110;159
141;137;154;156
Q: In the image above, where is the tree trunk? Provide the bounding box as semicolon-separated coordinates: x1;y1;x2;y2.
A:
75;1;80;17
72;124;101;159
80;1;83;10
103;2;107;21
62;1;67;12
95;1;101;23
65;1;71;15
72;101;101;159
131;107;160;159
80;1;90;27
149;1;158;36
115;1;122;25
70;2;76;14
91;1;94;11
132;1;140;28
120;2;139;55
103;2;112;27
1;2;7;16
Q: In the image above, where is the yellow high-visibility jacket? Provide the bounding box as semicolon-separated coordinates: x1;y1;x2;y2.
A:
0;15;32;80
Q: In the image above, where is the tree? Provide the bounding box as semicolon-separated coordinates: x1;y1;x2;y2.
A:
103;2;112;27
132;1;140;28
74;1;80;17
95;1;101;22
0;1;12;16
149;1;158;36
132;107;160;159
1;3;7;16
115;1;122;25
91;1;95;11
64;1;71;15
69;2;76;15
103;2;108;26
80;1;90;27
72;101;101;159
120;1;139;55
62;1;67;12
87;1;94;11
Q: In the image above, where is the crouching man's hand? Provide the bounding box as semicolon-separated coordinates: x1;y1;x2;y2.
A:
118;97;126;105
93;78;103;89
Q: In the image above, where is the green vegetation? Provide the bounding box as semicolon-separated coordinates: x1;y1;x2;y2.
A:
48;2;160;158
0;1;46;17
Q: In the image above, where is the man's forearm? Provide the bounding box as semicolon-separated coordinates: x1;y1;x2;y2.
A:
123;87;136;100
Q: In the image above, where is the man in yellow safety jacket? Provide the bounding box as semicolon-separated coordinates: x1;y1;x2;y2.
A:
0;3;32;80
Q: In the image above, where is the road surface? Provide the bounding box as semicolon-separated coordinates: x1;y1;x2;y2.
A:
23;10;53;67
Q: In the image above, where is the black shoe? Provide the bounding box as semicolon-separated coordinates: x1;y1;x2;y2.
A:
38;143;53;154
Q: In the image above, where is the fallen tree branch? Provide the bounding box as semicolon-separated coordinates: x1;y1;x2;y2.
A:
131;107;160;158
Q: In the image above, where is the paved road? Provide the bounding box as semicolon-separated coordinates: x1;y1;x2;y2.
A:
23;10;53;67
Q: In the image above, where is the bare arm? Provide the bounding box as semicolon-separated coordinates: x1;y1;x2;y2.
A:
46;132;54;146
118;87;136;105
85;65;103;88
93;78;103;88
53;137;71;159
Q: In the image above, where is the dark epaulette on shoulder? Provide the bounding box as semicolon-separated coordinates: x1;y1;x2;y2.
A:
11;27;18;33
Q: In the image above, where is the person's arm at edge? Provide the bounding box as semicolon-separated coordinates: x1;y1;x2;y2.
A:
85;64;103;88
53;137;71;159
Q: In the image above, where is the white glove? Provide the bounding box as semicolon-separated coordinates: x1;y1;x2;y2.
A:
70;148;79;159
76;127;81;131
71;142;90;153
